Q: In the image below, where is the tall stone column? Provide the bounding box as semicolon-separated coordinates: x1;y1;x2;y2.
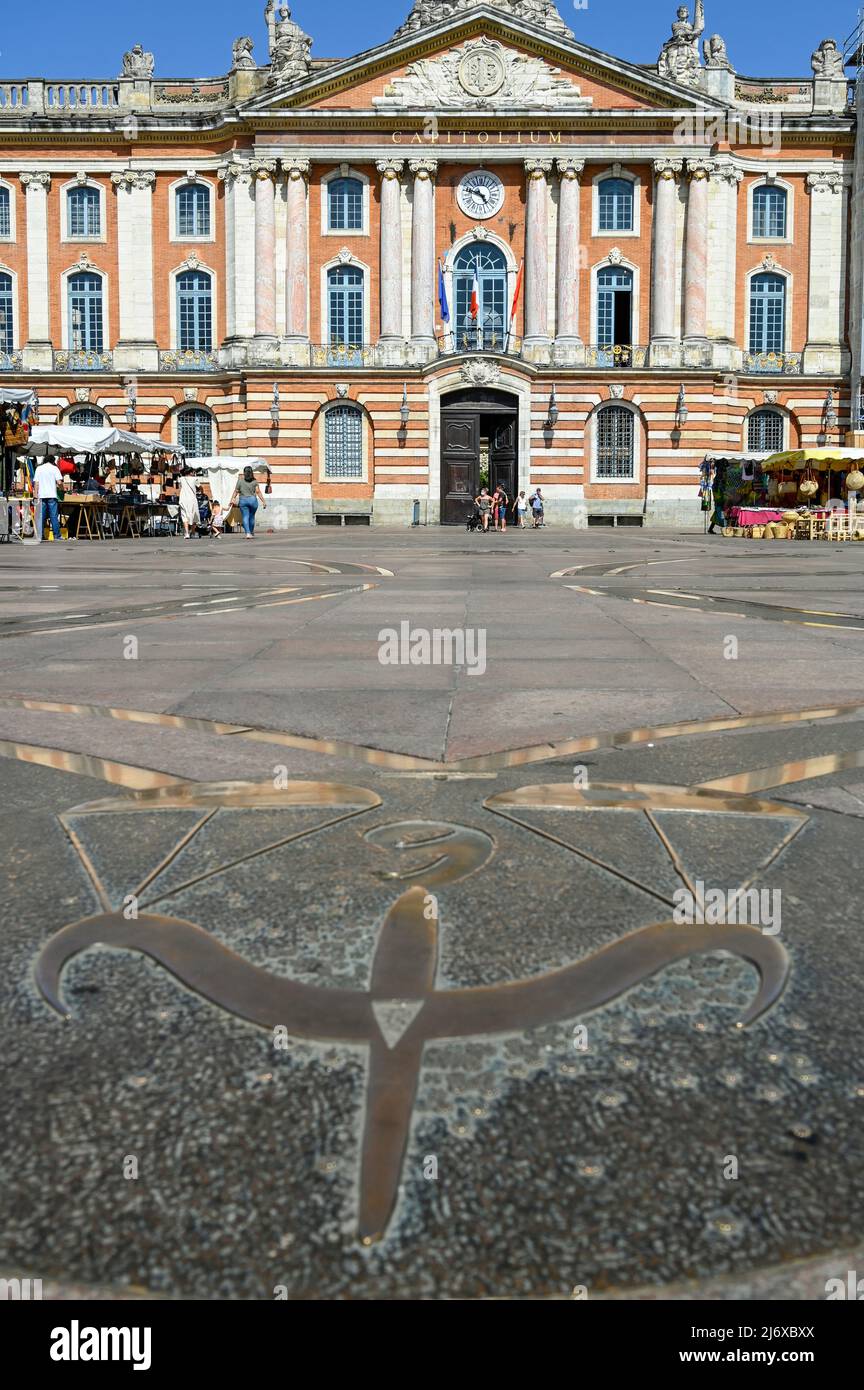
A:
377;159;404;343
251;159;278;345
283;157;310;346
650;158;682;356
555;158;584;347
409;159;437;351
218;158;255;351
19;170;52;370
523;158;552;352
111;169;158;371
803;170;847;373
705;161;742;368
683;158;713;343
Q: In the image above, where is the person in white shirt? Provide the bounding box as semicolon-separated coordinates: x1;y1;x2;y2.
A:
33;460;64;541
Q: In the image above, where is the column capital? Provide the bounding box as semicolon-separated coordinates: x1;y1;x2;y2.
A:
653;157;683;180
524;158;553;180
376;159;405;180
218;159;253;186
710;160;743;186
685;158;715;181
282;157;311;182
408;158;437;181
250;158;278;181
111;170;156;192
806;169;844;194
19;170;51;191
556;158;584;180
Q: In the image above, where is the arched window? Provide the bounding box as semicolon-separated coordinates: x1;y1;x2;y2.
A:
597;265;633;349
177;269;213;352
176;184;210;239
68;407;106;429
327;177;362;232
753;185;787;239
747;409;783;453
67;186;101;238
453;242;508;351
749;273;786;355
598;177;633;232
596;405;634;480
0;273;13;352
177;408;213;458
0;187;10;239
68;272;104;352
324;404;363;479
327;265;364;347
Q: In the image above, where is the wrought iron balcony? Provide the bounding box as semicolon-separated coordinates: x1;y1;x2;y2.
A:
0;350;23;371
53;349;112;371
742;351;802;374
310;343;376;368
436;330;522;357
159;349;220;372
585;344;648;369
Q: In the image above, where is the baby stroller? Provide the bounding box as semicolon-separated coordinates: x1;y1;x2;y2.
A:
466;505;482;533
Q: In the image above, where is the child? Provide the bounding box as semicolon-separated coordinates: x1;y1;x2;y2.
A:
209;500;225;537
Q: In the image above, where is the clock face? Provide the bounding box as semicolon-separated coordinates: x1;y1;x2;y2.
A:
457;170;505;220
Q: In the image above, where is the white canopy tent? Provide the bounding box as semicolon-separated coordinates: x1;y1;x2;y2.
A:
25;426;185;459
189;457;269;511
0;386;38;407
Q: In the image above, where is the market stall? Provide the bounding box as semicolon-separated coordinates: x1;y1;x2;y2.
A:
1;388;38;533
757;448;864;540
17;426;186;542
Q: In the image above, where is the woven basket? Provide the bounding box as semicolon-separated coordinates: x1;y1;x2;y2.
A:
778;481;797;496
846;469;864;491
799;479;818;497
722;526;734;537
751;525;764;538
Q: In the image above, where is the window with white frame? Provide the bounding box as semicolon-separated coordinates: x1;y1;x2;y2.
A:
177;407;213;457
747;409;783;453
324;405;363;479
177;269;213;352
0;272;12;352
752;185;787;239
68;271;104;352
328;265;364;346
67;186;101;238
596;405;634;480
327;177;363;232
597;177;633;232
597;265;633;348
68;406;106;429
0;188;10;239
176;183;210;239
749;273;786;355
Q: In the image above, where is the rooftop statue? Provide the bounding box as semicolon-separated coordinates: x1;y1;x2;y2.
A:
657;2;704;87
702;33;733;72
121;44;155;80
232;37;256;71
265;2;312;84
810;38;845;80
394;0;573;41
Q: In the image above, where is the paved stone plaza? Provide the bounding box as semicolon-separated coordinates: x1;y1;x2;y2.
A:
1;526;863;1300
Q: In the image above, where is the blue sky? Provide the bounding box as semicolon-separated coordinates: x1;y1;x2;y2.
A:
0;2;856;79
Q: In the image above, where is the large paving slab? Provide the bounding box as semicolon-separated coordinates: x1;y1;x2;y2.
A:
1;527;863;1300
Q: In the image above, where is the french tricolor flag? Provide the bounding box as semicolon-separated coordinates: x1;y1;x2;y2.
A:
469;266;480;320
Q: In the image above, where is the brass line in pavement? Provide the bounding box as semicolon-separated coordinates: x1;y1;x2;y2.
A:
2;698;864;776
697;747;864;794
562;581;864;631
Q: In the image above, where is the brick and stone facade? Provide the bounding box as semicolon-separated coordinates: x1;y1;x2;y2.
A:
0;3;859;525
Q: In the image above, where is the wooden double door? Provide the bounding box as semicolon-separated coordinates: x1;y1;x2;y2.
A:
440;391;518;525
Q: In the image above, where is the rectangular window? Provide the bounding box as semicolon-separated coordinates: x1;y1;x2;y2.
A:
0;191;10;238
177;186;210;239
325;407;363;478
69;189;100;238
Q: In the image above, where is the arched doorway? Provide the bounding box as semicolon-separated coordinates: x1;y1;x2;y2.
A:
440;387;518;524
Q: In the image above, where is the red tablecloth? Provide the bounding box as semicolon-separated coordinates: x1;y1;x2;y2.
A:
730;507;786;526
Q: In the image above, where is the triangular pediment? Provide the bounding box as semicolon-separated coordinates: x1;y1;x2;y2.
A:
243;8;731;117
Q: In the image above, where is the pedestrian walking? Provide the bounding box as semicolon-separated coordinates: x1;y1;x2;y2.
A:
530;488;545;528
232;465;267;539
33;458;64;541
178;467;200;539
515;490;528;528
474;486;493;532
